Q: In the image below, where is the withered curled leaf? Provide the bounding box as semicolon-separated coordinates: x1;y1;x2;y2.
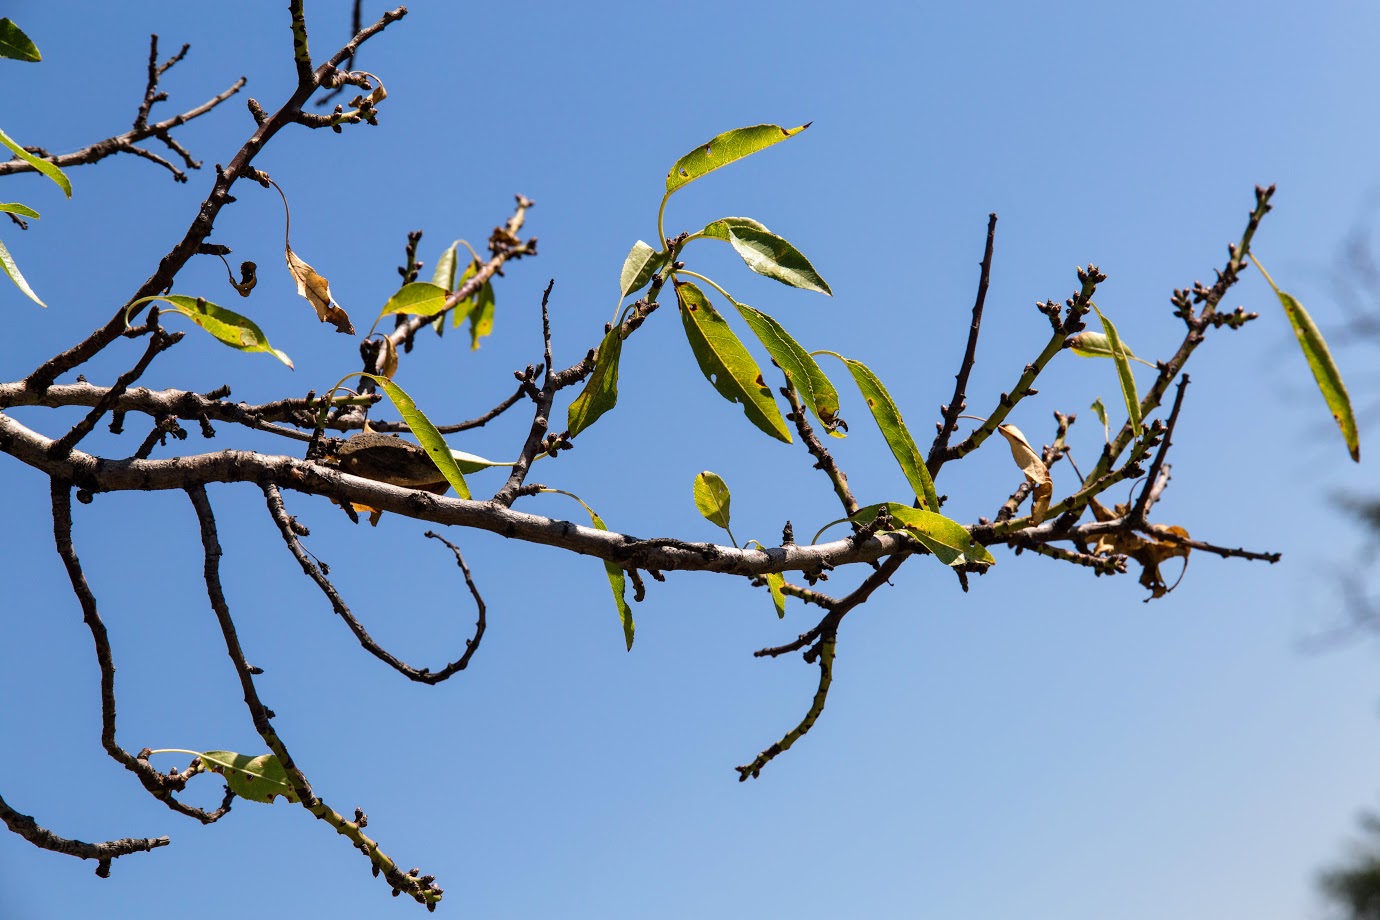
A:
1089;499;1191;600
995;424;1052;523
286;245;354;334
379;336;399;380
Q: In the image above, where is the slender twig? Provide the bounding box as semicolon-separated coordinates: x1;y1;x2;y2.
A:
929;213;997;474
493;280;560;506
187;484;443;908
47;329;182;458
314;0;364;108
0;790;169;877
1131;374;1188;522
782;383;858;517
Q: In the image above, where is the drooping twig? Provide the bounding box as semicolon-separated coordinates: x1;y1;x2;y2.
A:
187;484;443;909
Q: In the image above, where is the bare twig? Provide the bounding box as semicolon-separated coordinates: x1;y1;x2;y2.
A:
0;790;169;877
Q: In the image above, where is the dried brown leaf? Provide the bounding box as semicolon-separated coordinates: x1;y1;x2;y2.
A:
996;424;1052;523
286;245;354;334
1089;503;1191;600
379;336;398;379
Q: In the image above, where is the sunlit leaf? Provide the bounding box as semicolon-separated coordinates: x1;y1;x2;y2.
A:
0;236;44;306
432;242;459;291
449;449;514;474
0;202;39;219
1275;288;1360;462
128;294;292;367
726;225;831;295
619;240;667;298
197;751;298;804
378;335;398;379
734;303;844;436
1066;330;1154;367
693;471;732;531
994;424;1052;523
468;275;495;350
675;280;791;443
378;281;449;319
836;356;937;510
1090;303;1139;432
359;374;470;499
0;19;41;62
0;127;69;197
449;259;481;328
765;571;786;618
665;123;810;195
700;216;769;241
547;490;635;650
286;245;353;334
567;324;623;436
1091;397;1109;442
852;502;994;567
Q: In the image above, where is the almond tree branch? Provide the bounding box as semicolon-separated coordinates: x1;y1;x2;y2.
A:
0;790;170;877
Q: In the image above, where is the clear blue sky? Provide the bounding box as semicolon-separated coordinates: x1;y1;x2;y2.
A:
2;2;1378;917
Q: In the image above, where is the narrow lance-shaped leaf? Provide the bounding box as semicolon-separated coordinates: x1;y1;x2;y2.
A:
665;123;810;195
432;242;459;291
359;374;470;499
994;424;1052;523
1251;255;1360;462
0;236;44;306
567;324;624;436
377;282;450;320
619;240;667;299
726;225;831;295
1091;397;1109;443
468;274;496;350
127;295;293;367
765;571;787;618
833;355;938;510
449;449;515;474
0;202;39;219
0;19;42;62
734;303;844;436
1090;303;1140;432
693;471;734;541
449;259;481;328
0;127;69;197
676;280;792;443
546;490;635;650
852;503;995;567
197;751;299;804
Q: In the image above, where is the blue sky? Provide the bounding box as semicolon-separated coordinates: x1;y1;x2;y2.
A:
1;1;1378;917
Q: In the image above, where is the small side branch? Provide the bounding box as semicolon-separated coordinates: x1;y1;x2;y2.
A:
783;383;858;517
0;790;169;877
735;636;836;781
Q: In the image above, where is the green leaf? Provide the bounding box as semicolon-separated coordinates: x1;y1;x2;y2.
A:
665;123;810;195
765;571;786;618
1275;289;1360;462
699;216;769;241
0;127;70;198
619;240;667;298
360;374;471;499
836;356;938;510
0;202;39;219
449;449;514;474
567;324;623;436
675;280;791;443
1090;397;1109;442
197;751;298;804
468;275;495;350
852;502;994;567
1090;303;1140;432
378;282;449;319
1066;330;1153;366
432;242;459;291
734;303;844;436
693;471;732;531
449;259;481;328
549;491;635;650
128;295;292;367
726;225;831;295
0;19;41;62
0;236;44;306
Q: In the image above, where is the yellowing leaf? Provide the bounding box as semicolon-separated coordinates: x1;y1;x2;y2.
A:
1090;303;1140;432
665;123;810;195
127;295;292;367
852;502;994;567
676;280;791;443
377;281;449;319
357;375;470;499
378;335;398;379
834;355;938;510
197;751;298;804
765;571;786;618
1066;330;1154;367
567;324;623;436
734;303;844;436
468;275;495;350
995;424;1052;523
693;471;733;534
0;127;69;198
286;245;353;334
0;236;44;306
